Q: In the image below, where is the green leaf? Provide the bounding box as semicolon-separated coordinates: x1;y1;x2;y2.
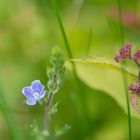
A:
54;124;71;137
71;58;136;78
70;57;140;118
48;102;59;116
46;66;54;80
50;47;65;65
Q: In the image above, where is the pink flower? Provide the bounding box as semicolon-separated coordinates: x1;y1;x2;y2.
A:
129;82;140;113
129;82;140;93
133;50;140;61
130;93;140;113
114;54;121;62
107;7;139;28
114;44;132;62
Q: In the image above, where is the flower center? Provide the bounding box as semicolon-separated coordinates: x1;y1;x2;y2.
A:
33;92;39;99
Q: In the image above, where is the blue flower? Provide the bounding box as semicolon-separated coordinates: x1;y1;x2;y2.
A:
22;80;46;105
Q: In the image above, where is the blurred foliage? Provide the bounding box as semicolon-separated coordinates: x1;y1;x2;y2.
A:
1;0;140;140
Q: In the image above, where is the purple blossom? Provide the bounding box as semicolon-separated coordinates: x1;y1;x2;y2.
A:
130;93;140;113
22;80;46;105
128;82;140;93
129;82;140;113
114;54;121;62
114;43;140;113
114;44;132;62
133;50;140;61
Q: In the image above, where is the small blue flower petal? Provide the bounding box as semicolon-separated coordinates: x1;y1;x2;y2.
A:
22;87;33;99
38;91;46;100
22;80;46;106
31;80;44;93
26;99;36;105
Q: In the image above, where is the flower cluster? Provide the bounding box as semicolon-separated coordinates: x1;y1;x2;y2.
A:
115;44;140;63
114;43;140;113
129;82;140;93
114;44;132;62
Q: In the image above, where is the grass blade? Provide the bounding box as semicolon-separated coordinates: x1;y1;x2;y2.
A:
117;0;132;139
0;83;24;140
51;0;90;139
51;0;73;59
85;28;92;56
71;58;136;78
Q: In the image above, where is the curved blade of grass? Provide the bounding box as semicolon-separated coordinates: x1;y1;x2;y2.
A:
117;0;132;139
0;84;23;140
51;0;90;139
71;58;137;78
85;28;92;56
51;0;73;59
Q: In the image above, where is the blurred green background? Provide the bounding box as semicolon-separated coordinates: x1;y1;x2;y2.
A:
1;0;140;140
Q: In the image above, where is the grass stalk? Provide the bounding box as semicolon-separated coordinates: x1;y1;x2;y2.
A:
85;28;92;56
51;0;89;139
117;0;132;140
0;84;23;140
51;0;73;59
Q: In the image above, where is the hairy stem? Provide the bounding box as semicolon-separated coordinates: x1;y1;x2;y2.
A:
44;91;53;130
46;92;53;109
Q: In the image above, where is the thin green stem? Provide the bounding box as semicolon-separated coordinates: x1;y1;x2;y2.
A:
134;60;140;68
0;84;24;140
44;91;53;130
117;0;132;140
51;0;77;79
118;0;124;45
51;0;88;139
123;74;132;140
85;28;92;56
51;0;73;59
